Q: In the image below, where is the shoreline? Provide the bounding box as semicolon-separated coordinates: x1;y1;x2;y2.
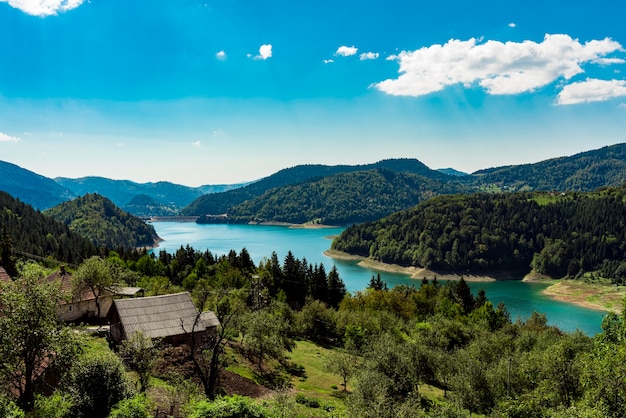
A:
325;249;625;313
542;279;625;314
324;249;516;282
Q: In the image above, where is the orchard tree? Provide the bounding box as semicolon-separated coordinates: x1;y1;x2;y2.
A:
119;331;160;393
72;256;114;318
0;262;80;411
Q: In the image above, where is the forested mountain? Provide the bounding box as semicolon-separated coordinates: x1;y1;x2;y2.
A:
0;191;98;273
44;193;160;249
182;158;452;216
55;176;246;216
123;194;178;217
203;168;470;225
0;161;73;210
333;185;626;281
473;143;626;191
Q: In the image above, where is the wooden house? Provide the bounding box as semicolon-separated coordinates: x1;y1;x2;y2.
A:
106;292;219;347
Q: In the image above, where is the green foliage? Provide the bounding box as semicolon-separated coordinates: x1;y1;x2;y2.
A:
184;159;452;217
73;256;115;318
240;303;296;369
222;168;468;225
44;193;159;249
32;392;73;418
474;143;626;191
62;352;131;418
187;395;273;418
0;191;98;266
108;394;152;418
0;394;24;418
334;187;626;281
119;331;161;392
0;263;81;411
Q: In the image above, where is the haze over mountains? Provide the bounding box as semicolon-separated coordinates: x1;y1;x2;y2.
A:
2;143;626;224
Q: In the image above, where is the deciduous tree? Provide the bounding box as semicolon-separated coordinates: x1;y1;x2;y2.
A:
0;262;79;411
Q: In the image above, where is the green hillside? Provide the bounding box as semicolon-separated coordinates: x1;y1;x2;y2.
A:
44;193;160;249
473;143;626;191
182;158;453;217
0;191;98;273
211;168;469;225
333;185;626;281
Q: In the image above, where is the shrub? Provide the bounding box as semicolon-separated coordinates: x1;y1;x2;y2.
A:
187;395;273;418
108;394;151;418
62;352;132;418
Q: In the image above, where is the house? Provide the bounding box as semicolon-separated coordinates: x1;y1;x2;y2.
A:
46;266;115;322
106;292;220;347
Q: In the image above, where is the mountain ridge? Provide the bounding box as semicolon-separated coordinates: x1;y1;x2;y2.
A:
2;142;626;218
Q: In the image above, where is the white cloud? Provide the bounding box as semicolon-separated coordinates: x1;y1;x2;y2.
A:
592;57;625;65
360;52;379;61
254;44;272;60
557;78;626;105
192;141;201;148
373;34;624;97
216;50;227;60
1;0;84;17
323;59;334;64
336;45;358;57
0;132;21;142
508;23;516;28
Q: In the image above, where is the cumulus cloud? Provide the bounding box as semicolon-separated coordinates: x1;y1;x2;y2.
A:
557;78;626;105
508;22;516;28
360;52;379;60
191;141;201;148
0;132;21;142
323;59;334;64
216;50;227;60
1;0;84;17
373;34;624;97
254;44;272;60
336;45;358;57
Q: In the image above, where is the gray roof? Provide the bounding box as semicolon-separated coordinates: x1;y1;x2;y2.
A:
110;286;144;296
111;292;217;340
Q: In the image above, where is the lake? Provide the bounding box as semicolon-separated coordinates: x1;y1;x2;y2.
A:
150;222;606;335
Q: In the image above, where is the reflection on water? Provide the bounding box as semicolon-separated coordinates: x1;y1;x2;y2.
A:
150;222;605;335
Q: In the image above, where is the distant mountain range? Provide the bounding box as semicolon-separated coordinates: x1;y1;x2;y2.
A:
1;143;626;223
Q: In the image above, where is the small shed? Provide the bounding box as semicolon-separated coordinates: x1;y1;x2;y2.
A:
106;292;219;347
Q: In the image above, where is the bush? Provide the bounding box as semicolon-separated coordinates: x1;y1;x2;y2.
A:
108;395;151;418
0;394;24;418
62;352;131;418
32;392;73;418
187;395;273;418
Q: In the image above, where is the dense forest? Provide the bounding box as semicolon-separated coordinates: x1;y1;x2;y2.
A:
333;185;626;282
43;193;160;249
184;159;459;218
473;143;626;191
199;168;469;225
0;191;98;274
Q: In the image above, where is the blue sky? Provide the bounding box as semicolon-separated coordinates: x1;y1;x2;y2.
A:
1;0;625;186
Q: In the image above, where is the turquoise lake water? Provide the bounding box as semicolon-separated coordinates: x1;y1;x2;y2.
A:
150;222;606;336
